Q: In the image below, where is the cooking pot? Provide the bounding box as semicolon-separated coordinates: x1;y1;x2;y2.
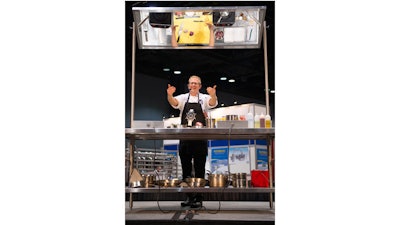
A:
208;174;228;187
231;173;247;188
156;179;182;187
140;174;156;187
185;178;206;187
141;174;155;183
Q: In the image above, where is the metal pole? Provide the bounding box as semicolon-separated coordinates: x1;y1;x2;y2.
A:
263;21;270;116
268;137;274;209
131;22;136;127
263;20;274;209
129;21;136;209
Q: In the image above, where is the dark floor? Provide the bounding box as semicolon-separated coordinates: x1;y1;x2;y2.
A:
126;220;274;225
126;201;274;225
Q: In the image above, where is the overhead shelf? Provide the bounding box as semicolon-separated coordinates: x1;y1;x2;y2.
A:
131;6;267;49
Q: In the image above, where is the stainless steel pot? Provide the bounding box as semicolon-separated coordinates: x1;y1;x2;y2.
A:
140;174;155;187
156;179;182;187
208;174;228;187
231;173;247;188
157;179;182;187
185;178;206;187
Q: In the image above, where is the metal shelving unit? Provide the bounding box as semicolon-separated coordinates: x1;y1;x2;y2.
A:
132;148;178;179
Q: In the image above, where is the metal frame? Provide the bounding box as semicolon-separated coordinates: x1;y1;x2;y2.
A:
127;4;274;211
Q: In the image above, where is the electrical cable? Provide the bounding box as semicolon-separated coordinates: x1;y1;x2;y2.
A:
203;124;234;214
152;134;173;213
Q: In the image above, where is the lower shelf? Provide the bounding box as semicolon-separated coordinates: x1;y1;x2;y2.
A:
126;186;274;193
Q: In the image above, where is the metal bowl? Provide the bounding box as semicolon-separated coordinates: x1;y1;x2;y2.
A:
156;179;182;187
185;178;206;187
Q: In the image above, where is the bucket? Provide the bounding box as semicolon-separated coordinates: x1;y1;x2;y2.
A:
250;170;269;187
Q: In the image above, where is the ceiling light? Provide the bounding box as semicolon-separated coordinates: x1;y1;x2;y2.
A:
228;79;235;83
163;68;170;72
220;77;227;80
270;90;275;93
233;101;238;104
173;71;181;74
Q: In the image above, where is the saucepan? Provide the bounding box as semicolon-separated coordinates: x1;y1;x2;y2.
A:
231;173;247;188
208;174;228;187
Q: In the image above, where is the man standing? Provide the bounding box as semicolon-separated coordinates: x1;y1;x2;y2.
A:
167;75;218;207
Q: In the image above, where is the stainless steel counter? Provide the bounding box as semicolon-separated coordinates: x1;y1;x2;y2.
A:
125;127;275;209
125;128;275;140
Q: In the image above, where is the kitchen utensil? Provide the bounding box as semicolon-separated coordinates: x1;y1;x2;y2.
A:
217;11;229;24
208;174;228;187
177;22;184;42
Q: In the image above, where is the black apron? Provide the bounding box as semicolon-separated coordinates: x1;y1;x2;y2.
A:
179;94;208;179
180;94;206;127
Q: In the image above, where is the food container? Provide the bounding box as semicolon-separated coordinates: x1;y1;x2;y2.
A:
250;170;269;187
208;174;228;187
185;178;206;187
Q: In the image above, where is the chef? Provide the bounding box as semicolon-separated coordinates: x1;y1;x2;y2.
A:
166;75;218;207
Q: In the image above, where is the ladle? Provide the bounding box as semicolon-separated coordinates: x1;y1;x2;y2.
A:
217;11;229;24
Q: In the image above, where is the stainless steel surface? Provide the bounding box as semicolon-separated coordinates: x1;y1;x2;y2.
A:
126;187;275;193
125;128;274;140
126;127;275;209
217;120;248;128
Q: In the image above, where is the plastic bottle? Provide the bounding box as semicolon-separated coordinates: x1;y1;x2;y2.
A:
254;113;260;128
265;114;272;128
260;113;265;128
246;112;254;128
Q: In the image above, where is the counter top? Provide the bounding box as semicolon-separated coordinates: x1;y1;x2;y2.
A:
125;128;275;140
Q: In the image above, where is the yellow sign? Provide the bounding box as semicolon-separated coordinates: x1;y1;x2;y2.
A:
173;13;213;45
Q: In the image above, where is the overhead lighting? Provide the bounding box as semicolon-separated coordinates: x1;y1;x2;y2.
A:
233;101;238;105
270;90;275;93
228;79;235;83
220;77;227;80
221;103;225;107
173;71;181;74
163;68;170;72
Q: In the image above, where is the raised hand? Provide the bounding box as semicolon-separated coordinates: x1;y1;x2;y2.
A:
206;85;217;97
167;84;176;96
